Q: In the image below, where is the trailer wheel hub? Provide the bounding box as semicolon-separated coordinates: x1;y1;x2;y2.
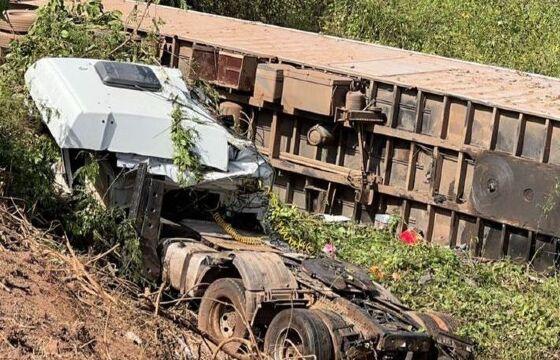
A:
219;310;236;338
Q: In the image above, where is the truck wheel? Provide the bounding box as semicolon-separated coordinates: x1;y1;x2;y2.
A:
264;308;334;360
198;278;248;353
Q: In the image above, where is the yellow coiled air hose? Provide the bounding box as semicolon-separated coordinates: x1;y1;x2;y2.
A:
212;212;264;246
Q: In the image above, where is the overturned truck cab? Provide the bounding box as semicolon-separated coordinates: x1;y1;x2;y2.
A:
26;57;474;360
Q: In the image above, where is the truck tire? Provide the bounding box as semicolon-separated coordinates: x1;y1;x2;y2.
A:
264;308;334;360
198;278;249;353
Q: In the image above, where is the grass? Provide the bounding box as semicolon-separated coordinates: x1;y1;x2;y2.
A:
266;194;560;360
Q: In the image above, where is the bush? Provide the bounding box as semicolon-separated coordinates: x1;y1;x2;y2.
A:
0;0;159;281
188;0;330;31
322;0;560;77
266;195;560;360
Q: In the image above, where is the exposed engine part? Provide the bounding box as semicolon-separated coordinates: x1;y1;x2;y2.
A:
219;101;243;120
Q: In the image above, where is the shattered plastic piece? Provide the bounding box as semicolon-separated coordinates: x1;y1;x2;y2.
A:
321;214;351;223
399;229;422;245
374;214;392;230
322;243;337;257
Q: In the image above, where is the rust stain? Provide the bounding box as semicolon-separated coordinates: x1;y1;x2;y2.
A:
103;0;560;121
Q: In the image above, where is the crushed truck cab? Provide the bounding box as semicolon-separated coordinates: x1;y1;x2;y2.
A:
26;58;473;360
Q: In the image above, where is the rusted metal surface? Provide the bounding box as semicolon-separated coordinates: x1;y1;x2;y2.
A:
181;219;280;253
253;63;292;104
472;152;560;235
131;172;165;280
232;251;298;292
104;0;560;121
104;0;560;268
281;69;352;116
162;240;217;293
216;51;258;91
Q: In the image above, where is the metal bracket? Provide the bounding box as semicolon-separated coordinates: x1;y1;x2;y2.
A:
61;149;74;190
129;164;165;280
335;107;386;128
128;163;148;225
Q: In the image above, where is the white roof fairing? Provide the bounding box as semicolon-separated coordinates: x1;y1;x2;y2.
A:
25;57;229;172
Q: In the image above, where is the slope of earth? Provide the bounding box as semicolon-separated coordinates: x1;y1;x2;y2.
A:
0;201;213;360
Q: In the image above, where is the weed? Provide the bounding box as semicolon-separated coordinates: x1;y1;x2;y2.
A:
266;194;560;360
170;105;203;186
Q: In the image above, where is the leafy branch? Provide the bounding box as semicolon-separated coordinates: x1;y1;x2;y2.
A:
171;105;203;186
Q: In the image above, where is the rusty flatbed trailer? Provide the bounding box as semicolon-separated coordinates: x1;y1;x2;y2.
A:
104;0;560;270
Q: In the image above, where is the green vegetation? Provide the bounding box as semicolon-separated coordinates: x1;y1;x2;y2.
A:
189;0;560;77
2;1;560;358
323;0;560;77
170;105;203;185
0;0;158;280
187;0;330;32
266;195;560;360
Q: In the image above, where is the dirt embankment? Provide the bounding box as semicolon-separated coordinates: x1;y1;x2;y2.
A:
0;201;213;360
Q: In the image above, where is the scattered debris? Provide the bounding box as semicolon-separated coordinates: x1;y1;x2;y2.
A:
267;197;560;360
0;200;213;359
399;229;422;246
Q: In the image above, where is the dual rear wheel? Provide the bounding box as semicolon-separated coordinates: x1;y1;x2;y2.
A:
198;277;335;359
263;308;334;360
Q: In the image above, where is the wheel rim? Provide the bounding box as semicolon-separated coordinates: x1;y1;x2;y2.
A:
219;308;237;338
274;328;305;359
210;298;239;339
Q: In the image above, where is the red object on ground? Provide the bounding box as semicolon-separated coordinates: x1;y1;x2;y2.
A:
399;229;420;245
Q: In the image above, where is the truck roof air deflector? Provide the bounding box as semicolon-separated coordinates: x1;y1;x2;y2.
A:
94;61;162;91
